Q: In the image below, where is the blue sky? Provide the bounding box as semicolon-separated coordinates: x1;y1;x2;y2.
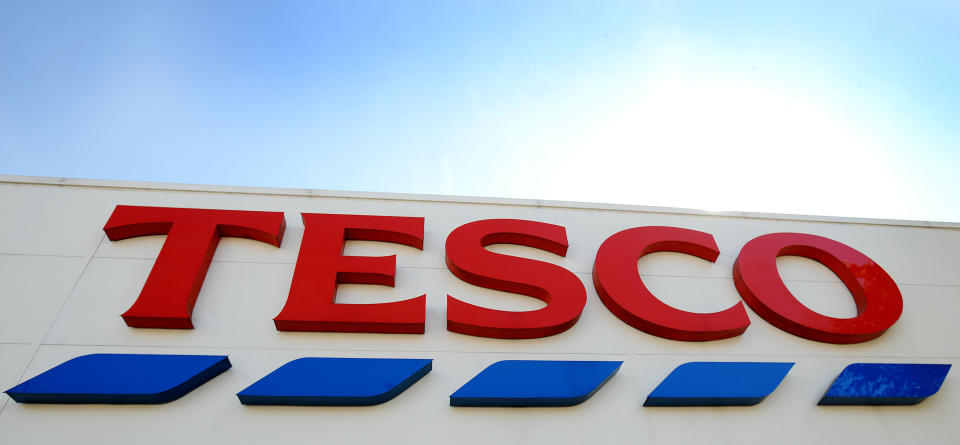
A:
1;1;958;221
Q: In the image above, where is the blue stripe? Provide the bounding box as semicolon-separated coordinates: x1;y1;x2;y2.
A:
819;363;951;405
450;360;622;407
5;354;230;404
238;357;432;406
645;362;794;406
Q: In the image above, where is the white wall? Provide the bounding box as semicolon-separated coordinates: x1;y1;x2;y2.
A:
1;176;958;444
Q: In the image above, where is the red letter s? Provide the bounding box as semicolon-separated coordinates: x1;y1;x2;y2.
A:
445;219;586;339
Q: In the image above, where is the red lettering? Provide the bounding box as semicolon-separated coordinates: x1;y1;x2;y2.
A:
105;203;905;345
274;213;425;333
733;233;902;344
445;219;586;339
593;226;751;341
103;205;286;329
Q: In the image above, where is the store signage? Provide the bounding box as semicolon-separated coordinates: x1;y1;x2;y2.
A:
103;205;903;344
3;203;950;410
6;354;951;407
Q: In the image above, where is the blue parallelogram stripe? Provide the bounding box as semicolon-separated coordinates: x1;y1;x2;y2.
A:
5;354;231;404
645;362;794;407
450;360;622;407
237;357;432;406
819;363;951;406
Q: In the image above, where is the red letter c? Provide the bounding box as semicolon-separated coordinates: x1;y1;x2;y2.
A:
593;226;750;341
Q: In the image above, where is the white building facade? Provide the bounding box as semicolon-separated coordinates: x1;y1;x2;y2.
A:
0;175;957;444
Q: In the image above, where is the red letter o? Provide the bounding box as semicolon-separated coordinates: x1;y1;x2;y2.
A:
733;233;902;344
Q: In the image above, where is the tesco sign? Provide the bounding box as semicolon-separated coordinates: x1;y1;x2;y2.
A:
103;205;903;345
